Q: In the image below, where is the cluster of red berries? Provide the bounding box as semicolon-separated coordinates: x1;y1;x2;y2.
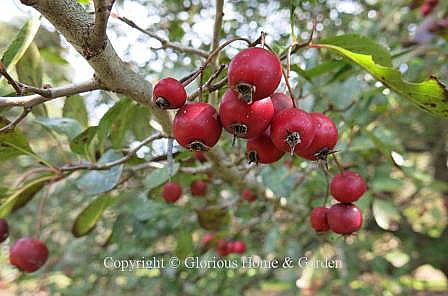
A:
202;233;246;257
153;46;338;163
0;218;49;273
310;171;366;235
420;0;439;16
162;179;208;203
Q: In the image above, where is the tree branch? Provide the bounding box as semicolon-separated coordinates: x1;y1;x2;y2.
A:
20;0;172;134
59;132;163;172
0;107;32;132
115;15;209;58
0;78;100;108
92;0;115;51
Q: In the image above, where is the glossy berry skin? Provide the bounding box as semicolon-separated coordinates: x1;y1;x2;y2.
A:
310;207;330;232
219;90;274;139
270;108;316;155
216;239;230;257
230;241;246;254
194;151;207;162
152;77;187;109
271;93;294;115
173;103;222;151
162;182;182;203
327;203;362;235
241;189;257;202
297;112;338;160
0;219;8;243
10;237;49;273
246;131;284;164
191;180;207;197
330;171;367;203
201;233;214;246
228;47;282;103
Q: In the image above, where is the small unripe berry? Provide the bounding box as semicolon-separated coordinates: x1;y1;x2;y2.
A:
270;108;316;155
270;93;294;115
327;203;362;235
191;180;207;197
0;219;8;243
10;237;49;273
310;207;330;232
228;47;282;103
153;77;187;109
330;171;367;203
173;103;222;151
241;189;257;202
219;90;274;140
162;182;182;203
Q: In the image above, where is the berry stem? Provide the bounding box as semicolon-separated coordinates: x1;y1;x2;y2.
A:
35;184;51;239
332;154;345;174
167;137;174;180
321;162;330;206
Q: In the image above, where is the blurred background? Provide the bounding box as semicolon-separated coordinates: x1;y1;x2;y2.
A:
0;0;448;295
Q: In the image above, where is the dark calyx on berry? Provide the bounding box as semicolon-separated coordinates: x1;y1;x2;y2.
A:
236;82;256;104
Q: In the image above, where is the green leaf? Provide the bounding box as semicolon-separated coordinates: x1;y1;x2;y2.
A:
372;199;401;231
175;230;193;260
35;117;83;140
1;17;41;72
63;95;89;127
16;42;47;117
69;126;98;157
313;35;448;117
144;163;180;190
129;105;152;141
0;175;54;218
77;0;90;4
0;117;35;160
72;194;117;237
97;98;131;149
76;150;124;195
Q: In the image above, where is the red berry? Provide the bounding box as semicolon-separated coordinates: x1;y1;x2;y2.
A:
327;203;362;235
330;171;367;203
216;239;230;257
173;102;222;151
271;93;294;115
191;180;207;197
162;182;182;203
0;219;8;243
246;130;284;164
194;151;207;162
10;237;49;273
421;4;432;16
228;47;282;103
230;241;246;254
241;189;257;202
310;207;330;232
219;90;274;140
297;112;338;160
270;108;316;155
153;77;187;109
201;233;214;246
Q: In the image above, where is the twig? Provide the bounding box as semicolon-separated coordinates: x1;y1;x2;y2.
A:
0;78;100;108
92;0;115;50
15;167;57;187
188;65;226;101
60;132;163;171
115;14;209;58
0;107;32;132
279;18;317;61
